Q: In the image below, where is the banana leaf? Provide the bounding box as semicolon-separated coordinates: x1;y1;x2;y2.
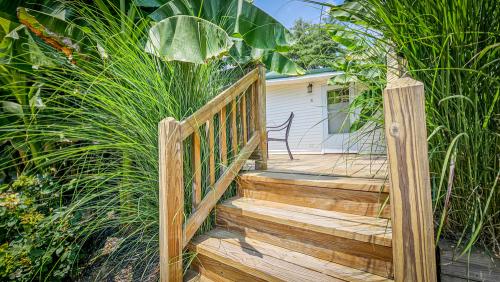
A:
140;0;303;74
142;0;293;51
145;15;233;64
230;40;305;75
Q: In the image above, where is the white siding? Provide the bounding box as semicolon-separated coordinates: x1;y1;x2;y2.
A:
265;78;387;155
266;82;325;154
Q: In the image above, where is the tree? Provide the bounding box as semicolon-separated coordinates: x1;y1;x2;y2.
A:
288;19;341;70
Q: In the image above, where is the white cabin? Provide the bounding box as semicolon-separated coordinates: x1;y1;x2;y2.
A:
265;69;385;155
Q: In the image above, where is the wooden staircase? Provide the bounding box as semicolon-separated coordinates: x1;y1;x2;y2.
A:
187;171;393;281
159;64;437;282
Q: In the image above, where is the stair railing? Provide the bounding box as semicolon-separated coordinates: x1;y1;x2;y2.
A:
383;52;438;281
158;66;268;282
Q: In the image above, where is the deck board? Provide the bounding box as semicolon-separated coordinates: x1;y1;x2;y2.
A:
263;154;388;178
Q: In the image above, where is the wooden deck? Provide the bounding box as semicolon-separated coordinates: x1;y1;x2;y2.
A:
266;154;388;179
161;64;438;281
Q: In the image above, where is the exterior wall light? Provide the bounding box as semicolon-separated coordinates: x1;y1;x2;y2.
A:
307;83;313;93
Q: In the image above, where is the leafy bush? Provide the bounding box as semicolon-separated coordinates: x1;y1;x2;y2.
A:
0;175;82;281
1;2;248;279
323;0;500;255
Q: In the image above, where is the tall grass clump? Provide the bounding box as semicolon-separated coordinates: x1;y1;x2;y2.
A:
323;0;499;255
1;2;244;279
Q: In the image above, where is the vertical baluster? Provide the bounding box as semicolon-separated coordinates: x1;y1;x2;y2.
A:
241;91;248;145
231;99;238;156
255;65;268;169
207;118;216;186
250;82;256;135
192;129;201;209
219;106;228;169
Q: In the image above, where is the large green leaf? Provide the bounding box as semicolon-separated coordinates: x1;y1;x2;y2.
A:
144;0;293;51
145;15;233;64
230;40;304;75
138;0;300;73
259;50;305;75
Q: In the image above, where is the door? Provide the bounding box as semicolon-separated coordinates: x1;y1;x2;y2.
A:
322;85;357;153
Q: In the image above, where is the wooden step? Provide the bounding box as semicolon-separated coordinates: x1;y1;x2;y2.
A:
238;171;391;218
184;269;218;282
217;197;393;278
189;228;392;282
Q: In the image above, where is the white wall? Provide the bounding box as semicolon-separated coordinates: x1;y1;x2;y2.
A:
266;81;325;154
266;79;387;155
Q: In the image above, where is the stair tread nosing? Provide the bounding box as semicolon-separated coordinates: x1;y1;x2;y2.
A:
218;197;392;247
189;228;392;282
239;171;389;192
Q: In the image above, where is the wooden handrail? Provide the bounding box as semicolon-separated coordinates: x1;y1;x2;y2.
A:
158;66;267;282
383;55;437;281
180;68;259;140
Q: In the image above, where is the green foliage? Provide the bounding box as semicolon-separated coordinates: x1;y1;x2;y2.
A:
145;15;233;63
230;40;305;75
288;19;341;70
1;2;247;280
139;0;302;73
142;0;293;51
0;175;82;281
327;0;500;254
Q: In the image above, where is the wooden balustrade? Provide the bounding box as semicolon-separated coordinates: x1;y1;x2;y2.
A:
383;53;437;281
158;66;267;282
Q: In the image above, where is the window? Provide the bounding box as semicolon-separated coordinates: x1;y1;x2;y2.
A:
327;88;350;134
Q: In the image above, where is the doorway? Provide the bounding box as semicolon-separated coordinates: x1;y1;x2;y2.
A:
322;85;357;153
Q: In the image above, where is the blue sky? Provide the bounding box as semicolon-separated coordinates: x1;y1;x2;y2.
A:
254;0;344;28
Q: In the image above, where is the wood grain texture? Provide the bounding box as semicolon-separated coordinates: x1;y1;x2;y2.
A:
239;179;391;218
183;134;260;247
191;252;264;282
219;197;392;247
383;77;437;282
439;240;500;282
386;50;402;83
184;269;219;282
192;129;201;209
158;118;184;282
210;229;392;281
180;69;258;140
191;229;392;282
241;92;248;145
255;65;268;169
231;99;238;156
237;171;390;218
219;107;227;167
218;213;393;278
239;171;389;192
249;82;256;135
190;232;344;282
207;119;216;187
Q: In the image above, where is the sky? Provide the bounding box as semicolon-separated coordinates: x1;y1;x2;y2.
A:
254;0;344;28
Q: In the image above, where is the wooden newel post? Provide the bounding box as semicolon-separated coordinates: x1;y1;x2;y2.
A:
158;118;184;282
383;78;437;282
255;64;268;170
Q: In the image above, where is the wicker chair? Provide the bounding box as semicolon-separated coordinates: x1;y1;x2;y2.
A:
267;112;294;160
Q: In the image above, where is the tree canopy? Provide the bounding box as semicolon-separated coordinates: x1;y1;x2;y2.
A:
288;19;341;70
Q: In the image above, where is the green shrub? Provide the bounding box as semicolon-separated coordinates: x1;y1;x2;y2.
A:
324;0;500;254
0;175;82;281
1;2;246;279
